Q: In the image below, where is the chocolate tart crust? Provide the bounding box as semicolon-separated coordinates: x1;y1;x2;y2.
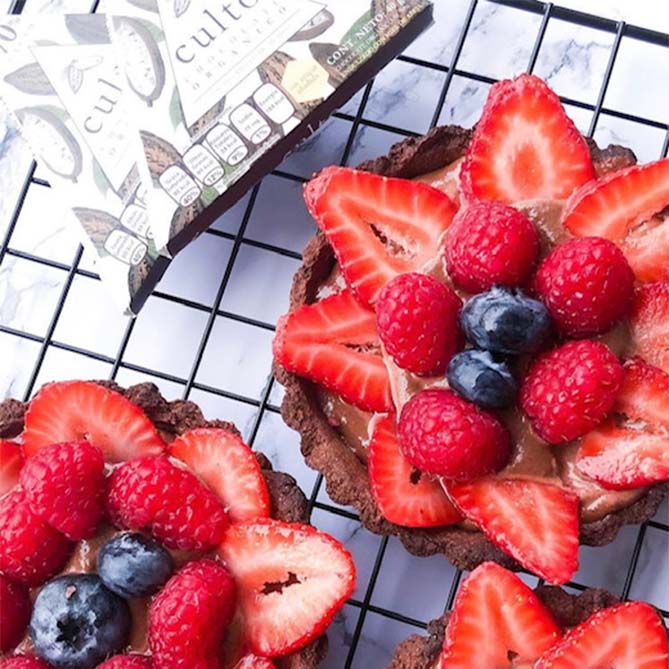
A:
387;586;627;669
275;123;668;571
0;382;327;669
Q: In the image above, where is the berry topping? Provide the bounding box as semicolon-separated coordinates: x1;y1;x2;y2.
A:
440;562;561;668
0;574;31;652
0;658;52;669
577;358;669;489
169;428;270;524
20;441;105;541
520;340;624;444
444;200;540;293
30;574;130;669
535;237;635;337
96;655;153;669
368;415;461;528
630;281;669;374
218;519;355;657
534;601;669;669
107;455;228;551
304;166;457;305
273;289;391;413
460;73;594;203
375;272;463;376
23;381;165;463
0;440;23;497
398;388;511;480
233;657;275;669
0;489;72;587
563;159;669;283
447;349;517;409
460;286;552;355
97;532;174;599
446;478;579;584
149;559;236;669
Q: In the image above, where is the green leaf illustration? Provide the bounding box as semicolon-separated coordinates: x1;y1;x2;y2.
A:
93;159;112;195
200;187;219;207
169;87;185;130
341;9;373;46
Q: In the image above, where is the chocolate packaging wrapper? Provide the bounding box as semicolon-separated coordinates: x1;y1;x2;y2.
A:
0;1;433;314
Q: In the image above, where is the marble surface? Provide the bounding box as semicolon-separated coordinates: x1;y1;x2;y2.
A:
1;1;668;667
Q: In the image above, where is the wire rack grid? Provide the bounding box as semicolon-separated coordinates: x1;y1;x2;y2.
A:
0;0;667;666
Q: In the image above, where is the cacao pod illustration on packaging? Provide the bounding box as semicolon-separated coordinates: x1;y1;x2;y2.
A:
371;0;419;39
113;16;165;107
128;255;154;299
140;130;182;183
169;197;203;240
289;9;335;41
4;62;56;96
308;43;347;88
16;107;83;182
259;52;321;119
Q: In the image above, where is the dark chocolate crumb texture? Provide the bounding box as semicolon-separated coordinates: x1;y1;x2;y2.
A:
0;380;358;668
273;73;669;585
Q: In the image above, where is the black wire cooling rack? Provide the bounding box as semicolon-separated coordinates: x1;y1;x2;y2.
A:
1;0;668;666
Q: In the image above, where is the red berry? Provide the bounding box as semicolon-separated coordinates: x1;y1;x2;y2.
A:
520;340;624;444
20;441;105;540
107;455;228;551
233;657;275;669
630;281;669;375
445;201;540;293
398;389;511;480
376;273;463;376
0;657;52;669
0;440;23;497
535;237;635;337
0;489;72;586
96;654;153;669
0;574;31;652
149;559;236;669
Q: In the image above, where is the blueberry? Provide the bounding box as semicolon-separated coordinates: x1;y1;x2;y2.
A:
30;574;130;669
460;286;551;355
447;350;518;409
97;532;174;599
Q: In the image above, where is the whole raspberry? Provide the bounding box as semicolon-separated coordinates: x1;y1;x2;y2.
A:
107;456;228;551
96;654;153;669
0;657;52;669
520;340;624;444
398;389;511;480
20;441;105;540
444;201;540;293
535;236;634;337
149;559;236;669
376;273;463;376
0;574;31;652
0;489;72;586
234;658;276;669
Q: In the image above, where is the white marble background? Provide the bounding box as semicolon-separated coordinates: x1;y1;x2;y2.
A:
0;1;668;667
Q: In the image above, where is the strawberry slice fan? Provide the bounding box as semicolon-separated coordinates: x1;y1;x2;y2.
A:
274;72;669;588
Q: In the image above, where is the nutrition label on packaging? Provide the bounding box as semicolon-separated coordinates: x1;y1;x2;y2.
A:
159;0;323;127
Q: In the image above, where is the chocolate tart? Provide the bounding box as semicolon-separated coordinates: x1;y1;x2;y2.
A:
274;123;668;572
388;585;637;669
0;381;326;669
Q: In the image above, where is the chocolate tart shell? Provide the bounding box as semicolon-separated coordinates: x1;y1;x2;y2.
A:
275;123;668;572
388;585;644;669
0;381;327;669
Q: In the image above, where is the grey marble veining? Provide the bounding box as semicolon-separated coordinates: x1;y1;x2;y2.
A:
0;1;667;667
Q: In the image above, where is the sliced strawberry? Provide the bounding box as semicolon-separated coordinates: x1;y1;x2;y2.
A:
563;159;669;282
169;428;270;524
304;166;457;305
460;74;594;204
631;282;669;374
368;415;461;528
23;381;165;463
0;440;23;496
233;656;275;669
218;519;355;657
446;478;579;584
441;562;561;668
535;601;668;669
273;289;391;412
577;358;669;489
